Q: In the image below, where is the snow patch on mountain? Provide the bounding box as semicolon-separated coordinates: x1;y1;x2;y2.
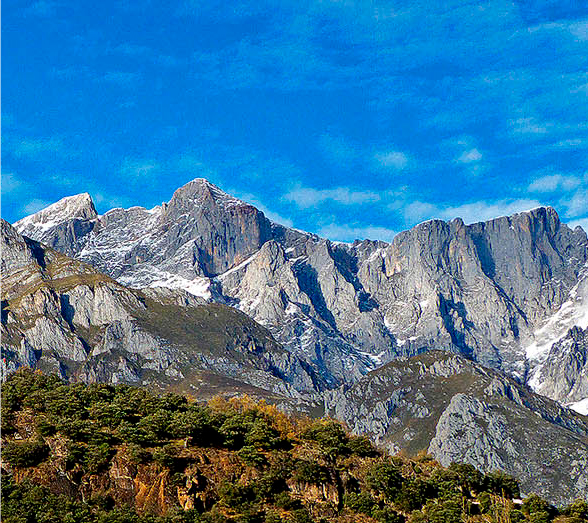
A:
569;398;588;416
524;264;588;401
526;265;588;385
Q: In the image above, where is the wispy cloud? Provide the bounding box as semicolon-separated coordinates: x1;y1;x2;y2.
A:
318;222;397;243
11;136;65;160
24;0;58;17
92;192;133;210
318;132;411;174
372;150;409;171
569;217;588;232
528;173;582;192
230;190;294;228
318;134;359;168
456;149;483;164
111;43;181;68
283;185;381;209
403;198;545;225
120;159;160;178
22;198;52;215
560;188;588;218
1;173;24;195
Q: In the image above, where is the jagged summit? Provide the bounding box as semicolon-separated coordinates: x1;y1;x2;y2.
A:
15;192;97;230
9;181;588;413
165;178;254;217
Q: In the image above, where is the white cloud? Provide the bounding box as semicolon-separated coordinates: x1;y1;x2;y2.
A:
283;186;381;209
318;223;397;242
372;150;409;170
569;217;588;232
121;159;160;178
561;188;588;218
1;173;24;195
528;173;582;193
403;198;545;225
22;199;52;215
456;148;482;164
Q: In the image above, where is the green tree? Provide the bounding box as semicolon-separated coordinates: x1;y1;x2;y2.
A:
484;471;520;498
2;438;49;468
366;462;404;501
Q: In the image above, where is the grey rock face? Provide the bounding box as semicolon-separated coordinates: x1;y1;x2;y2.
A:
533;326;588;404
1;219;318;402
14;183;588;406
325;351;588;505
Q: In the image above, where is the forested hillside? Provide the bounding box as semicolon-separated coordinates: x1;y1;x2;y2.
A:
2;369;587;523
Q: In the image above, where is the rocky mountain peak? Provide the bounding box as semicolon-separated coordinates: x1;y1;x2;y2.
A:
15;193;97;231
167;178;251;213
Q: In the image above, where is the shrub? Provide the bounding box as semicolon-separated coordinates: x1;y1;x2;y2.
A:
302;420;349;459
372;506;405;523
245;418;281;450
55;417;94;442
153;444;179;469
36;416;56;437
478;492;492;513
294;460;330;485
289;508;314;523
343;491;376;515
424;496;463;523
347;435;378;457
366;462;404;501
137;409;172;442
274;491;302;510
88;401;126;428
219;413;252;449
448;462;483;495
85;443;114;474
522;494;555;523
238;445;267;467
2;439;49;467
65;441;86;470
564;500;588;520
484;470;520;498
116;420;149;445
126;443;151;465
219;482;257;509
171;407;219;446
395;479;435;512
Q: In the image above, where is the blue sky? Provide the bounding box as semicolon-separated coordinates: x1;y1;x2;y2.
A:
2;0;588;241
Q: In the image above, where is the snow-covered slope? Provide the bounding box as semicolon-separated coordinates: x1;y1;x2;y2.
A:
524;263;588;412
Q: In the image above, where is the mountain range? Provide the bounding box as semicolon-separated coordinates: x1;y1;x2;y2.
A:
3;178;588;503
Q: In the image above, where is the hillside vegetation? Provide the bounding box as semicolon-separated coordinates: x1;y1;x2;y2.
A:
1;369;587;523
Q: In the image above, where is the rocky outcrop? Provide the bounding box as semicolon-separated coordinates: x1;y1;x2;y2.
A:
325;351;588;505
532;326;588;405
